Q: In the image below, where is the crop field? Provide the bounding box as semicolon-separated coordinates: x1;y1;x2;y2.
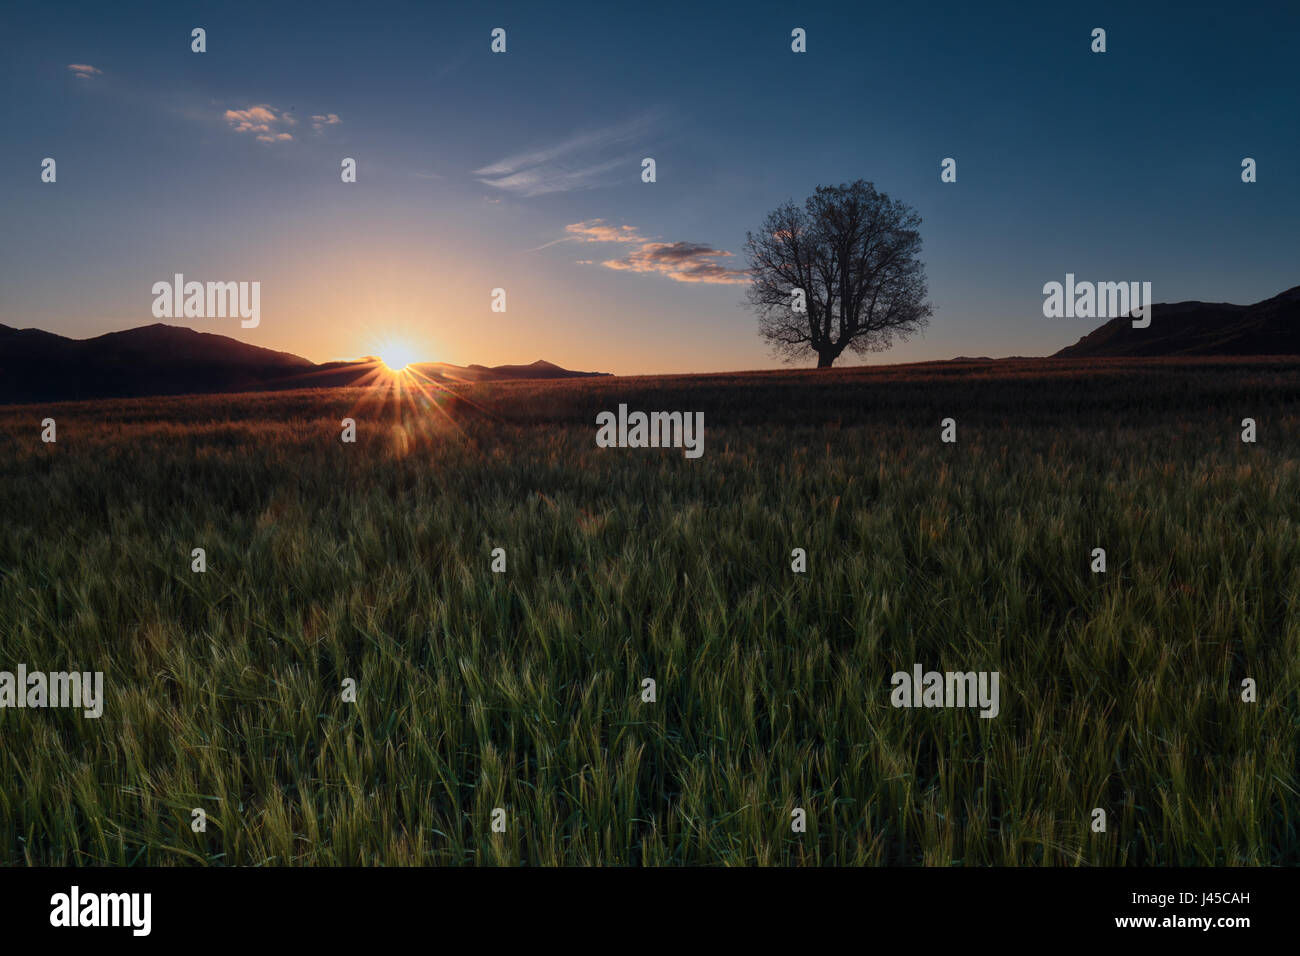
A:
1;356;1298;865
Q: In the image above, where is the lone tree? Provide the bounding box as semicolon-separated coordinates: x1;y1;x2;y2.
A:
744;180;933;368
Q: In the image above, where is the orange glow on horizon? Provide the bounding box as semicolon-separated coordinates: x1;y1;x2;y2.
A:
377;340;422;373
330;349;503;459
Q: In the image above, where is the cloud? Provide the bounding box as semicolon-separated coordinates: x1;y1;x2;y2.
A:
311;113;341;132
560;219;750;285
526;219;644;252
474;114;657;197
67;64;102;79
602;242;750;285
479;158;626;198
224;104;295;143
565;219;645;243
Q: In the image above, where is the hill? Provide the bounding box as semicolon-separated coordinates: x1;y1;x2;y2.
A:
0;324;610;404
1054;285;1300;357
410;358;608;384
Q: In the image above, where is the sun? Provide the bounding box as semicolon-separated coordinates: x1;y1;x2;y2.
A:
378;341;421;373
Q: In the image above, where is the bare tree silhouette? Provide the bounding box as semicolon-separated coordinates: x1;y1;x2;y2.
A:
745;180;933;368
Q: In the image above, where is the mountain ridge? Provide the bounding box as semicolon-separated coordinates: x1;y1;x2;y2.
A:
0;323;610;405
1054;285;1300;358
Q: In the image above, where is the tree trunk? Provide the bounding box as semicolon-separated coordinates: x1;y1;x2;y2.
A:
816;352;835;368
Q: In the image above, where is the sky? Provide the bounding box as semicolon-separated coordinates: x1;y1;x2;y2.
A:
1;0;1297;374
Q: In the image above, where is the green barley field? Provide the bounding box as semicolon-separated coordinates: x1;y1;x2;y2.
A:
1;356;1298;865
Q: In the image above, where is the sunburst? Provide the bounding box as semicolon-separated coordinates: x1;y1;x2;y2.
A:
337;337;501;457
378;341;421;373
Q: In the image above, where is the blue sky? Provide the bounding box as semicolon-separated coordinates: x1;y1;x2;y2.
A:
1;0;1297;373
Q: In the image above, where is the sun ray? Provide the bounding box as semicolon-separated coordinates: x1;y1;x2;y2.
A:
332;338;510;458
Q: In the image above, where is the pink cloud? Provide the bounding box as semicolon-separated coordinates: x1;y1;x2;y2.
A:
565;219;645;243
563;220;750;285
224;105;295;142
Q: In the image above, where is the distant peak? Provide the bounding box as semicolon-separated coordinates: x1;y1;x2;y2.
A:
129;323;198;335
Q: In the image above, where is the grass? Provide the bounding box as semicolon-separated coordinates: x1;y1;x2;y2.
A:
0;356;1298;865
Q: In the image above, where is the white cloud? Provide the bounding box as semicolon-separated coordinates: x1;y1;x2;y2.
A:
474;114;658;197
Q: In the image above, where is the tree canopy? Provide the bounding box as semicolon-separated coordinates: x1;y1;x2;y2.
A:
745;180;933;367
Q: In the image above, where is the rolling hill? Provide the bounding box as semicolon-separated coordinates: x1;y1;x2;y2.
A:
0;323;610;404
1054;285;1300;357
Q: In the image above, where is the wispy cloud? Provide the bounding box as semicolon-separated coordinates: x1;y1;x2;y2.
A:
224;104;296;143
561;219;750;285
527;218;646;251
474;114;657;197
566;220;645;243
67;64;102;80
311;112;341;132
